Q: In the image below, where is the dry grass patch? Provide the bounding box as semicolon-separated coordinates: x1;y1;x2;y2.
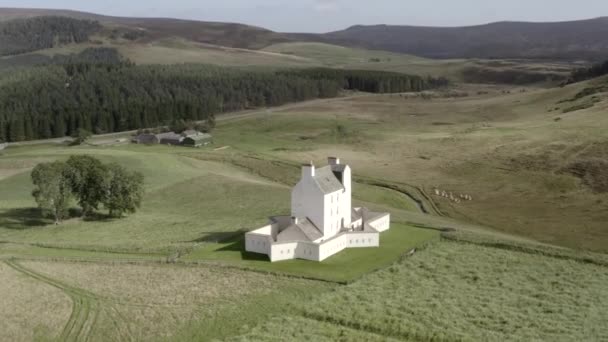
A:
0;262;72;342
22;261;277;305
20;261;332;341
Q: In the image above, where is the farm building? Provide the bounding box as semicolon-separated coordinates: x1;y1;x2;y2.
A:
131;134;159;145
182;133;213;147
245;157;391;262
156;132;184;146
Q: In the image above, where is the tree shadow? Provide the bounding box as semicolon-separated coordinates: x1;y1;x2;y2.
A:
81;211;116;223
0;208;51;230
0;207;120;230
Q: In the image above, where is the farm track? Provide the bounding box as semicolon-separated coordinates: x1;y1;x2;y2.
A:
5;260;102;342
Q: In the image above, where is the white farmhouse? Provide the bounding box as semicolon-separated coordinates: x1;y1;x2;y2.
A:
245;157;390;262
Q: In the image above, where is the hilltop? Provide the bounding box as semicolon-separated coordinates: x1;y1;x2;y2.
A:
292;17;608;60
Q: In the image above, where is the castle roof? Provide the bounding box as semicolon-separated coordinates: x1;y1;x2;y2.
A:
276;217;323;242
312;166;344;194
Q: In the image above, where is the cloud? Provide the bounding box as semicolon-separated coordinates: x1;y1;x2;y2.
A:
314;0;340;12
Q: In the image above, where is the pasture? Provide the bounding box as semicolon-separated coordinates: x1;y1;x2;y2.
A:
1;74;607;340
233;239;608;341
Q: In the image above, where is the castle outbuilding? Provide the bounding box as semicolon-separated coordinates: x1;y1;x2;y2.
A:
245;157;390;262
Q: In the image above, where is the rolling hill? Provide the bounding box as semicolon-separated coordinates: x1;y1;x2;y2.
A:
2;8;608;61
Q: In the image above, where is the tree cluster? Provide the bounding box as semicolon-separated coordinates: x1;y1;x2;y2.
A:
31;155;145;223
567;60;608;84
0;63;445;142
0;47;126;74
278;68;449;93
0;16;101;56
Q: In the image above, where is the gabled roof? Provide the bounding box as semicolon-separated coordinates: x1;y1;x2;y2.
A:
184;133;212;142
312;166;344;194
276;217;323;242
156;132;183;141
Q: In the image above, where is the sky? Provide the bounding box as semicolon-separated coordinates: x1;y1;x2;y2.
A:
1;0;607;32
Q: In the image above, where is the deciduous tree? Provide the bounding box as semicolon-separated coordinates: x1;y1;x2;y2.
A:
65;155;108;217
103;163;145;217
31;161;72;224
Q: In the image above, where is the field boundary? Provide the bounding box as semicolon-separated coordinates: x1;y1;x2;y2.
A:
441;233;608;267
0;240;168;257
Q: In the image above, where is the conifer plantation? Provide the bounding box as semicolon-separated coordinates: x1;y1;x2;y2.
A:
0;16;101;56
0;59;445;142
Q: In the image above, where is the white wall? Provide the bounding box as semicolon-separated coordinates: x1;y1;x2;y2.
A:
318;234;347;261
346;232;380;248
292;173;325;234
270;242;321;262
368;214;391;233
245;233;272;255
323;191;344;239
340;166;352;227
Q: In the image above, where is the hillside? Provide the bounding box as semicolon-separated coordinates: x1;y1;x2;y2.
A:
0;8;288;49
289;17;608;60
263;42;573;83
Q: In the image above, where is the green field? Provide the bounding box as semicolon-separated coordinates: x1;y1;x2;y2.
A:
232;239;608;341
185;223;438;283
1;71;607;340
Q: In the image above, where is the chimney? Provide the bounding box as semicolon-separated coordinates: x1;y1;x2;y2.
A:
292;217;300;225
302;162;315;179
328;157;340;166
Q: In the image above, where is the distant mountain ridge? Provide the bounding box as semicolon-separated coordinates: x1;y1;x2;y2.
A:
296;17;608;60
1;8;608;60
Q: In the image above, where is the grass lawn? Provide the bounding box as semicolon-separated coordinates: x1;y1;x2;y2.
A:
184;222;439;283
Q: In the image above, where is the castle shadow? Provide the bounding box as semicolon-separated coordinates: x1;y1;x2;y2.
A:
214;231;270;261
187;229;249;244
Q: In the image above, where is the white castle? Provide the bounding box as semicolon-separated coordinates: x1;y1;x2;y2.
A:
245;157;390;262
